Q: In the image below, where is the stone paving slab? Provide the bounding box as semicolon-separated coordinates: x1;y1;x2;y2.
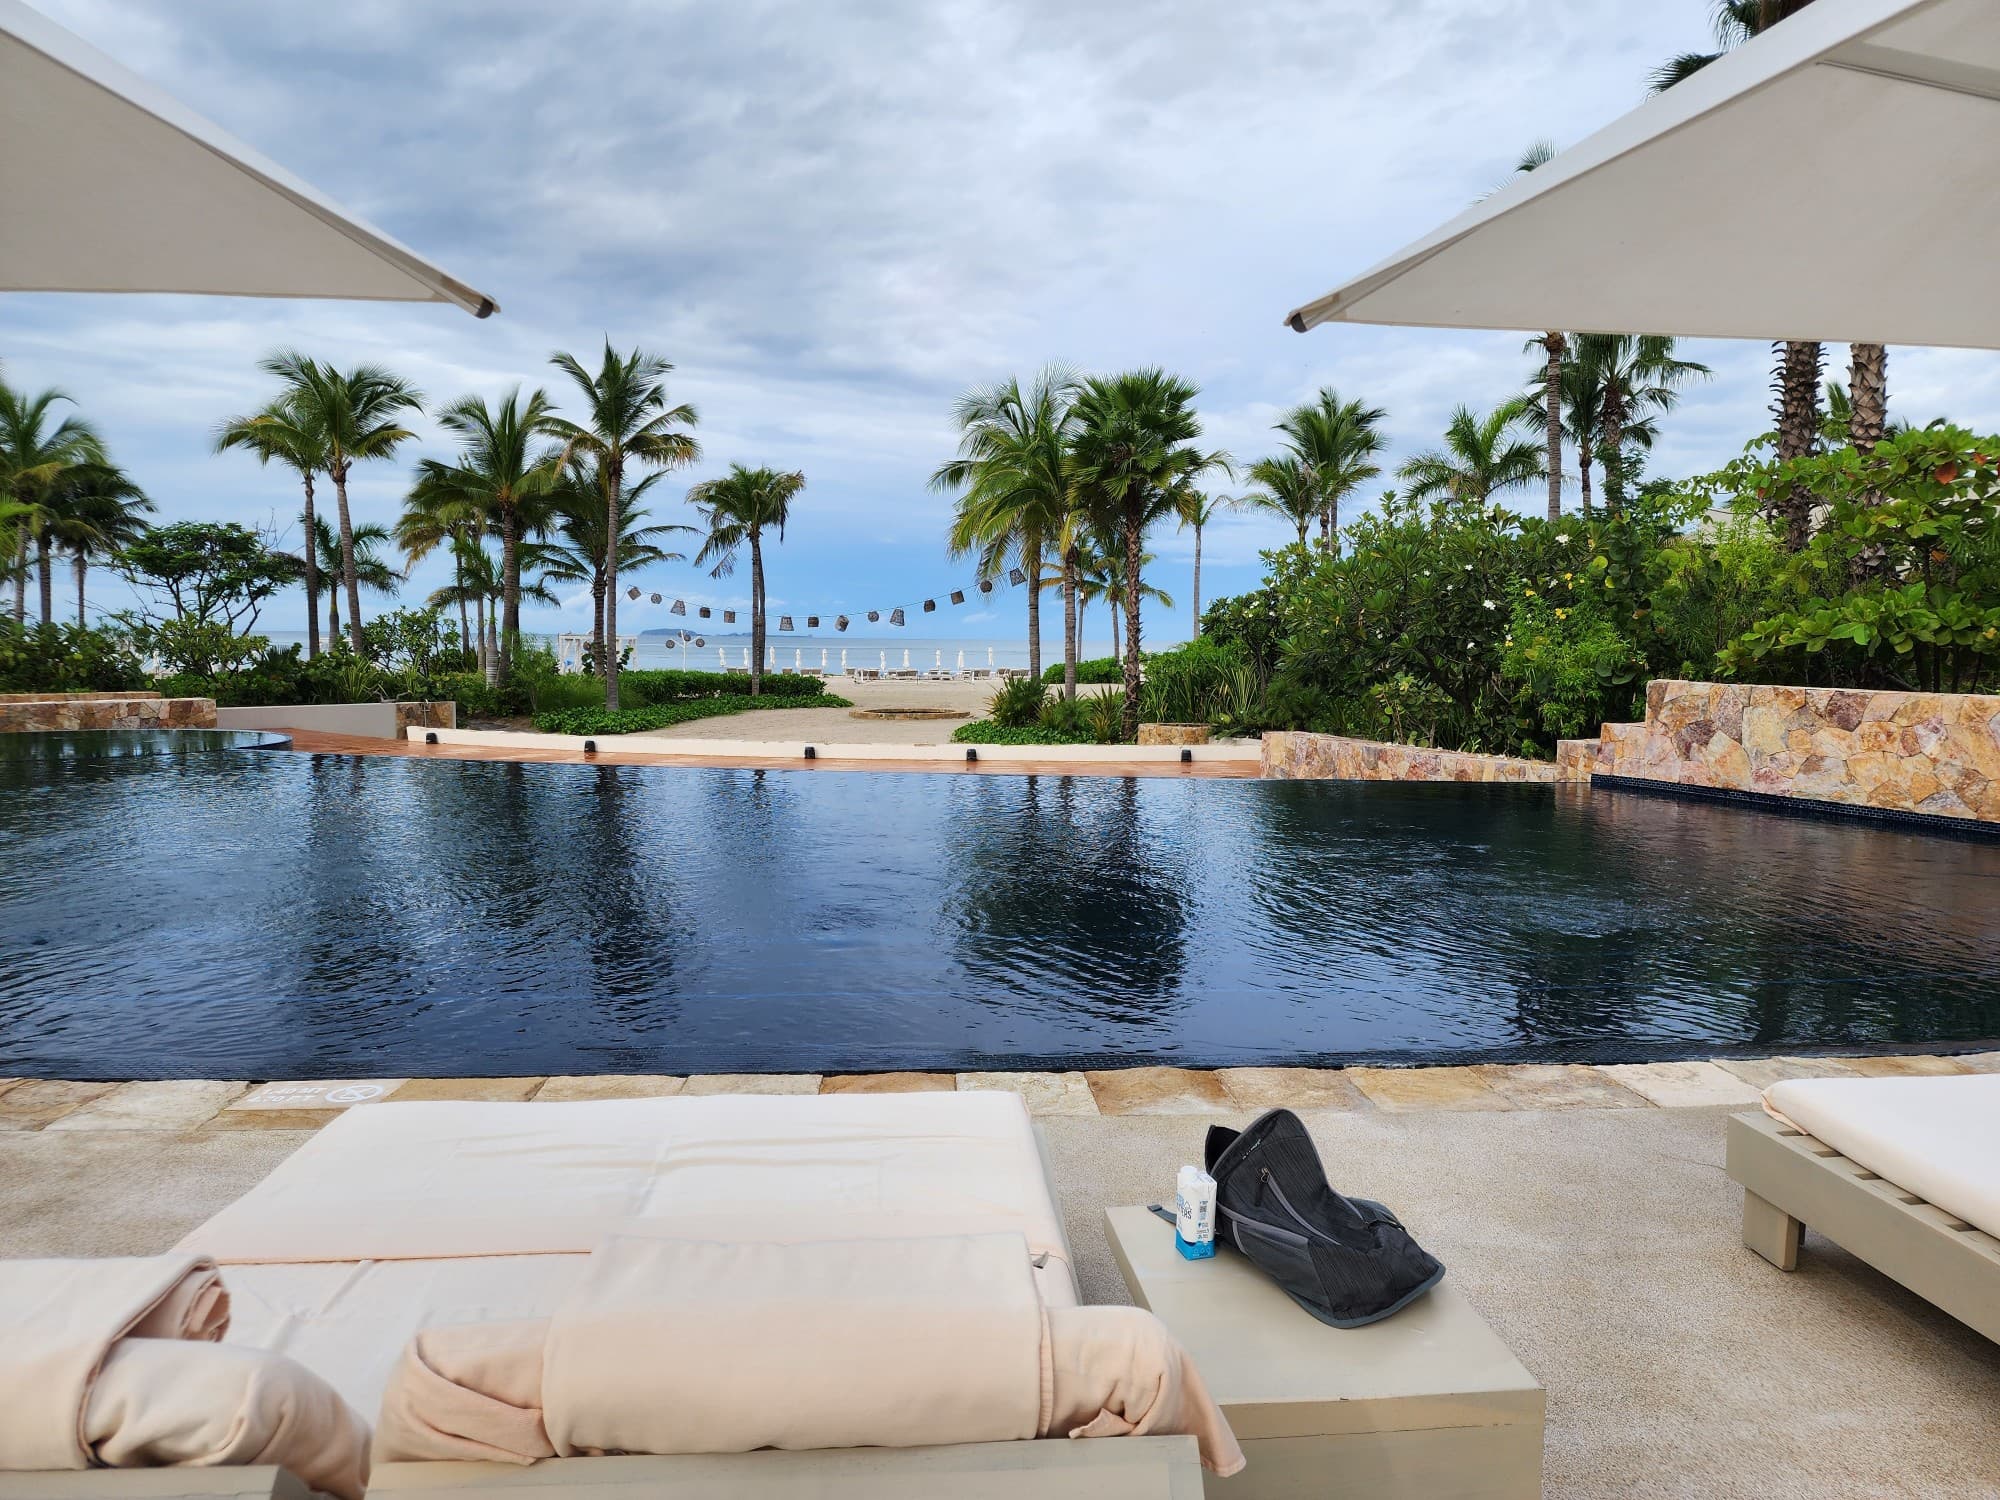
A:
388;1077;548;1102
1085;1067;1235;1116
535;1075;685;1101
1473;1063;1649;1111
1598;1060;1762;1108
818;1072;955;1093
683;1074;822;1095
1953;1051;2000;1072
1713;1056;1859;1089
956;1071;1100;1116
1839;1054;1969;1077
44;1080;246;1132
228;1079;405;1111
1215;1067;1372;1112
202;1108;352;1132
0;1080;118;1130
1348;1065;1513;1112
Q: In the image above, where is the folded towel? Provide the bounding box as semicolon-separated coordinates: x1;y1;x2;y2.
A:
376;1233;1244;1475
85;1340;371;1500
0;1255;229;1471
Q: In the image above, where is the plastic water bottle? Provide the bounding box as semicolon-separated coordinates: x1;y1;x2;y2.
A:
1175;1165;1217;1260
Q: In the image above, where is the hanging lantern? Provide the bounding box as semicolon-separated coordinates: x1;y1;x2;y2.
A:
626;586;641;600
806;615;819;628
979;580;994;594
1007;566;1027;586
779;615;794;632
890;607;906;626
867;610;880;623
922;599;936;613
835;615;849;632
670;599;686;616
681;630;693;643
649;592;662;605
694;636;705;647
724;610;737;624
950;589;965;606
699;606;711;619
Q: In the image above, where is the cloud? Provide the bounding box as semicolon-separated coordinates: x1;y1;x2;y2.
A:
10;0;2000;644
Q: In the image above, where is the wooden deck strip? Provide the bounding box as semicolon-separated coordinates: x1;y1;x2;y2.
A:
276;729;1258;778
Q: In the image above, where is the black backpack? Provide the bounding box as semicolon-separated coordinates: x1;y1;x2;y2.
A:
1202;1108;1444;1328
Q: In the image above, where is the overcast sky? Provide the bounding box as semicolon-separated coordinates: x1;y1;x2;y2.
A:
9;0;2000;645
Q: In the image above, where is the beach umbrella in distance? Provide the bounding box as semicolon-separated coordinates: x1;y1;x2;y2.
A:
935;650;942;669
987;646;995;667
821;647;828;669
879;650;887;671
717;647;725;668
794;648;802;670
841;648;847;671
767;644;776;670
903;649;911;669
957;650;965;674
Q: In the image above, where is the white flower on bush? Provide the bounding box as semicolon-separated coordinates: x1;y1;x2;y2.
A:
1481;598;1497;610
1555;532;1571;543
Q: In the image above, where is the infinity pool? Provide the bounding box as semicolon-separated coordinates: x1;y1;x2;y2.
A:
3;734;1997;1077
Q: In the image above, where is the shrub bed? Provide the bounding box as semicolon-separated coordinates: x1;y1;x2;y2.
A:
950;720;1092;745
535;693;850;736
1039;656;1123;685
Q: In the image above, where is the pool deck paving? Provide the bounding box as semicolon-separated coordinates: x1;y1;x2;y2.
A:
5;1053;2000;1497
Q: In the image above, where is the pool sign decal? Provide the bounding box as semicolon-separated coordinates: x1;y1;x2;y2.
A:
228;1079;407;1111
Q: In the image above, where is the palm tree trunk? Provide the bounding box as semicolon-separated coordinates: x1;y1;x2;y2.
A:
300;472;321;659
454;547;472;666
329;590;340;645
590;575;606;673
330;462;365;654
1023;528;1043;682
1599;388;1628;516
1120;501;1143;742
1319;503;1333;550
748;528;764;697
36;534;53;625
1578;441;1594;516
1062;545;1080;701
1542;332;1565;521
11;531;25;623
1191;523;1203;638
1774;340;1825;463
74;551;87;626
474;592;488;681
1848;344;1888;448
499;508;520;682
603;466;623;712
1109;596;1120;662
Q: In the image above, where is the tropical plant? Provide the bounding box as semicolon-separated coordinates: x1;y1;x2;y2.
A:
254;351;423;651
1068;369;1228;739
114;520;300;635
1272;387;1385;550
1397;400;1543;509
1513;141;1570;521
985;675;1049;729
537;466;692;672
688;464;805;697
215;392;329;655
539;343;700;710
42;463;151;624
0;380;104;625
1077;540;1171;664
1177;491;1239;636
931;366;1079;686
307;515;399;646
413;388;560;681
1569;335;1710;513
1242;455;1322;546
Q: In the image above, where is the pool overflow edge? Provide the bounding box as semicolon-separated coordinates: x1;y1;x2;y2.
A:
1591;773;2000;843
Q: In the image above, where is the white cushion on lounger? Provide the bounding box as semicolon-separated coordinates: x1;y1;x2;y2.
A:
1762;1075;2000;1239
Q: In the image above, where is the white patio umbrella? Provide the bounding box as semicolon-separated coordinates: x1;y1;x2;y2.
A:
0;0;495;315
879;651;887;672
935;650;943;670
840;648;848;672
957;650;965;674
903;649;911;669
1285;0;2000;348
767;645;776;670
794;648;802;671
987;647;995;667
821;648;829;670
716;647;725;669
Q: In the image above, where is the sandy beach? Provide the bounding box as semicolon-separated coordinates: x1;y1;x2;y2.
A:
636;673;1041;744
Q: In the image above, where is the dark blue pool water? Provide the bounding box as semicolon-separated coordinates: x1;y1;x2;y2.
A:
3;735;1998;1078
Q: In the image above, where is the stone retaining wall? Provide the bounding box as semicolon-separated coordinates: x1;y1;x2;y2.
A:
0;694;215;731
1570;680;2000;823
1261;731;1556;783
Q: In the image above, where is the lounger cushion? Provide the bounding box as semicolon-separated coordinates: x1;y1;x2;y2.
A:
1762;1074;2000;1239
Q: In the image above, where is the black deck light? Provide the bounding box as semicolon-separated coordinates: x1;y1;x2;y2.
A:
966;748;977;762
583;739;598;754
804;745;816;759
1181;748;1193;763
425;731;438;745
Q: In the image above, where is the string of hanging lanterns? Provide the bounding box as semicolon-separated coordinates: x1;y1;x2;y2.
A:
621;565;1031;633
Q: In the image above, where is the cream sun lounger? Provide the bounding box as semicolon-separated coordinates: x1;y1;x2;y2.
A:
176;1093;1217;1494
1727;1073;2000;1342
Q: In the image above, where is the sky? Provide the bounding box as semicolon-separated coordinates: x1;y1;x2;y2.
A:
9;0;2000;647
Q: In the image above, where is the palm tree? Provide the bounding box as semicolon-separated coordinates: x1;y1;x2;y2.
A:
539;344;700;711
413;388;559;682
1518;350;1605;514
308;515;399;646
1272;387;1385;551
0;381;104;624
257;351;423;653
1397;400;1544;509
1068;369;1227;740
395;475;482;660
539;463;692;672
1649;0;1832;462
45;464;152;624
931;365;1079;687
689;465;805;697
215;393;330;656
1570;335;1709;512
1508;142;1573;520
1176;491;1239;637
1078;541;1171;662
1242;455;1322;546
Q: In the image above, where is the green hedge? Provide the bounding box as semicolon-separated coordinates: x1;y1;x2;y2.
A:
1040;656;1123;684
535;693;851;736
620;669;829;703
950;719;1096;745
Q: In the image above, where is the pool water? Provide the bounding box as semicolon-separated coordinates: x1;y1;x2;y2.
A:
3;738;1998;1077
